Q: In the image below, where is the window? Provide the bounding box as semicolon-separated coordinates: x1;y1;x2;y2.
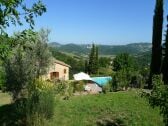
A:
64;69;67;74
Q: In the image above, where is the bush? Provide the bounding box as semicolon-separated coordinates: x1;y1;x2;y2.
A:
112;70;131;91
54;81;67;95
102;81;112;94
54;80;74;98
102;84;110;94
0;61;5;91
130;72;143;88
149;75;168;125
26;79;55;126
71;80;85;92
112;74;118;92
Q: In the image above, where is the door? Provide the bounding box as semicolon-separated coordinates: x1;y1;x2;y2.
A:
50;72;59;80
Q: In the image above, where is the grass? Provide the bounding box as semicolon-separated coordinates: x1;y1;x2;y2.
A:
0;91;11;106
0;90;164;126
50;90;164;126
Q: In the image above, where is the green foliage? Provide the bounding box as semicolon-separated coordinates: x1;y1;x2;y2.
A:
54;81;67;95
135;51;151;69
54;80;74;98
84;60;88;73
112;53;141;90
4;39;36;100
102;82;112;94
0;35;15;60
114;69;131;90
95;46;99;73
130;71;143;88
87;44;99;74
149;0;164;88
112;53;135;72
139;67;150;87
71;80;85;92
0;61;5;90
34;28;52;78
149;75;168;125
99;57;111;68
88;43;95;74
4;29;51;100
98;67;112;76
0;0;46;33
162;16;168;84
26;79;55;126
111;74;118;91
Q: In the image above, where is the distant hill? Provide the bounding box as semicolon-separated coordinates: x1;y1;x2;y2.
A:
48;42;62;48
48;42;152;56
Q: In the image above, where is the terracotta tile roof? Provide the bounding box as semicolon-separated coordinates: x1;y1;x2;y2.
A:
53;59;71;68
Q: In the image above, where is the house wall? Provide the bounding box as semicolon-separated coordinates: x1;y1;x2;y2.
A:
43;62;69;80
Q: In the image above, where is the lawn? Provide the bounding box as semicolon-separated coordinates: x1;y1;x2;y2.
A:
0;90;164;126
50;90;164;126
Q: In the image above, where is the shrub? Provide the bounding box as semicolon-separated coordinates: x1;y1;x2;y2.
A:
149;75;168;125
112;70;131;91
102;81;112;94
112;74;118;92
130;72;143;88
26;79;55;126
54;81;67;95
71;80;85;92
102;85;109;94
0;70;5;90
54;80;74;98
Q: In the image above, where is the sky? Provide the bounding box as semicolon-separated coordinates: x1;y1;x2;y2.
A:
6;0;168;45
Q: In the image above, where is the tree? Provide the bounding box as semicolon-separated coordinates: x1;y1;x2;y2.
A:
162;16;168;84
4;31;37;100
149;75;168;125
0;0;46;33
99;57;111;68
112;53;137;90
4;29;52;100
149;0;164;88
87;44;99;75
88;44;95;74
112;53;135;72
95;46;99;74
0;0;46;64
34;28;52;78
85;60;88;73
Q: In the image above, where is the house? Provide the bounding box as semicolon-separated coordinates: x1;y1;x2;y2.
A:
43;59;71;80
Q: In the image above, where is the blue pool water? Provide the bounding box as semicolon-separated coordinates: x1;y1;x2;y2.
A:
91;76;112;86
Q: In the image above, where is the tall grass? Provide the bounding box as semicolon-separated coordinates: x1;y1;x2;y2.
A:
26;79;55;126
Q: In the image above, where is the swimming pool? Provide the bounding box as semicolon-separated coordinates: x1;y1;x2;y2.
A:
91;76;112;86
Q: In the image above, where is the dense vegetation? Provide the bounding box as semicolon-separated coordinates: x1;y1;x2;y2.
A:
85;44;99;75
0;0;168;126
162;16;168;84
149;0;164;88
148;0;168;125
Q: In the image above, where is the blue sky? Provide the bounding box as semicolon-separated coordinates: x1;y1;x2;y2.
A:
7;0;168;45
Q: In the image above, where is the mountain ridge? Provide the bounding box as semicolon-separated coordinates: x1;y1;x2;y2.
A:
48;42;152;56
